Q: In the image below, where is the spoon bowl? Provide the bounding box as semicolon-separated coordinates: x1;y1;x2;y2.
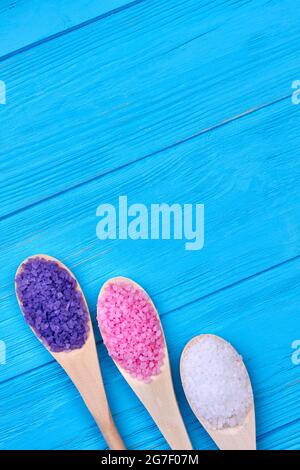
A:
180;334;256;450
15;254;125;450
98;276;192;450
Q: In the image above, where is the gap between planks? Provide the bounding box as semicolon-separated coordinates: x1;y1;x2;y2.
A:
0;0;147;63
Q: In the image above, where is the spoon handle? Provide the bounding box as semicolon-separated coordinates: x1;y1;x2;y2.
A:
120;362;192;450
56;334;126;450
136;378;192;450
91;407;126;450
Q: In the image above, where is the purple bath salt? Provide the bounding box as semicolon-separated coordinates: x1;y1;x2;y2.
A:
16;257;89;352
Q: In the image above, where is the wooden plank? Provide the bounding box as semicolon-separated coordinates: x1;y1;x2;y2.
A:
1;255;299;449
0;0;298;217
0;0;138;58
0;97;299;383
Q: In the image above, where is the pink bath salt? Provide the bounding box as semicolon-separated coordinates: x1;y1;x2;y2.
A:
97;280;165;382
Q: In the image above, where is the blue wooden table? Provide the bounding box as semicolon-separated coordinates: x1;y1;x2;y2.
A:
0;0;299;450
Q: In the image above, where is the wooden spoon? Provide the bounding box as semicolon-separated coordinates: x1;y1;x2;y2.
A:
180;334;256;450
98;276;192;450
15;254;125;450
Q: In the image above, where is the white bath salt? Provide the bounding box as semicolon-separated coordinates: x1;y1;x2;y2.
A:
181;335;253;430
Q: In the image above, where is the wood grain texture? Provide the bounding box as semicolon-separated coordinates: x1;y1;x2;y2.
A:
0;0;299;450
0;0;138;58
0;0;298;217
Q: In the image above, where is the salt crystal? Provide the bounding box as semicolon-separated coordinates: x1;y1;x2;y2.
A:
181;335;253;430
